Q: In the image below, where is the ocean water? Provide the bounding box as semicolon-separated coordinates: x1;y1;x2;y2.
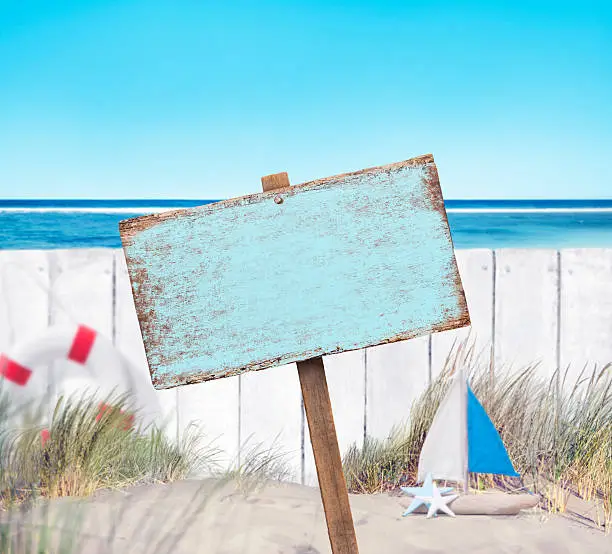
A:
0;199;611;250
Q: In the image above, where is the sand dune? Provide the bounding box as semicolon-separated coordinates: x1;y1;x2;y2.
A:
5;480;610;553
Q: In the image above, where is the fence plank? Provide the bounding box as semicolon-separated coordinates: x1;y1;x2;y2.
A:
494;249;559;379
114;251;179;440
365;337;429;440
44;249;114;407
431;249;493;379
177;378;240;473
0;251;51;410
303;350;366;486
239;365;302;482
5;247;612;470
48;249;114;332
0;251;50;349
560;249;612;387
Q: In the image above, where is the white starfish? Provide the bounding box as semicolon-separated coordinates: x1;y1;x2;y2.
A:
415;482;458;519
401;473;455;516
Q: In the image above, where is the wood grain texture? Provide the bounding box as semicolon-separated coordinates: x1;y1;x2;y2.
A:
119;154;469;389
298;357;359;554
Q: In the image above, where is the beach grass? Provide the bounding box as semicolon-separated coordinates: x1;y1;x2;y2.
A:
0;343;609;550
0;390;293;500
342;340;612;529
222;436;293;493
0;391;219;507
0;388;294;552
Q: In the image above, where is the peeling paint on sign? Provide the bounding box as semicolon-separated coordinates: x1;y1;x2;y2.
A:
120;154;470;390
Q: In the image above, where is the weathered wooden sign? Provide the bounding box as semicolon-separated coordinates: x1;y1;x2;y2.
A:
120;153;470;554
120;154;469;390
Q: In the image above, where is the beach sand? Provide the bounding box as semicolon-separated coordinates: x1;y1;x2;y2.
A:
5;479;610;553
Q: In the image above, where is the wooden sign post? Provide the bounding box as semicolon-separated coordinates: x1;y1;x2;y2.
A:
119;154;470;554
261;171;358;553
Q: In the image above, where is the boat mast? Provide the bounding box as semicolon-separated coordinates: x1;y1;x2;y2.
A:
461;364;469;495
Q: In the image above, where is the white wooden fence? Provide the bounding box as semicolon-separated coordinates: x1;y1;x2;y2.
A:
1;248;611;484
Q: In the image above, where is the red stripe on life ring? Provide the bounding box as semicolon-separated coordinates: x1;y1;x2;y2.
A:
41;429;50;447
0;354;32;386
96;402;135;430
68;325;96;364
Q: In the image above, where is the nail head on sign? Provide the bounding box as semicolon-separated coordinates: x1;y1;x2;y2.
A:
274;195;283;204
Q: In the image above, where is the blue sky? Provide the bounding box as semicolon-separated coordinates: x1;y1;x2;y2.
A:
0;1;610;199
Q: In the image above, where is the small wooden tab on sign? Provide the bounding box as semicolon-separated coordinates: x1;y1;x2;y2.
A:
261;172;290;192
261;172;359;554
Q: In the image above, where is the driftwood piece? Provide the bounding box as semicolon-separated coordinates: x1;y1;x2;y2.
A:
410;493;541;516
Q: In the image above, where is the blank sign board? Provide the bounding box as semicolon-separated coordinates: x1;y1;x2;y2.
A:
120;154;469;390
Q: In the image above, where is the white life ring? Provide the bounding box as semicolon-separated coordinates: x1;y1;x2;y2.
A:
0;323;162;438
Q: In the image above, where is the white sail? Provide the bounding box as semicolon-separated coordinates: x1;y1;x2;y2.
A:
417;367;468;483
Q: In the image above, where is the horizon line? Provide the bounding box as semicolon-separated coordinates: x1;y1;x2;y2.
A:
1;197;612;202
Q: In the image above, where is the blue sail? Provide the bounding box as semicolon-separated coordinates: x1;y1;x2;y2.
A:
467;385;519;477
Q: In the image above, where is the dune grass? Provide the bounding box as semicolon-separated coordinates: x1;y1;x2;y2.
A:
0;391;217;506
0;389;293;553
1;342;609;549
342;341;612;528
223;435;293;494
0;391;292;506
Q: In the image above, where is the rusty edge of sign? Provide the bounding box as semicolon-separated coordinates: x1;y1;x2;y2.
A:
148;313;471;390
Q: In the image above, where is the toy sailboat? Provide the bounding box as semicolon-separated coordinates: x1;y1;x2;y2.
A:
415;367;539;515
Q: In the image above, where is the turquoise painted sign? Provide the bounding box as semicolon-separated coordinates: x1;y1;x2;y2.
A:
120;154;469;390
